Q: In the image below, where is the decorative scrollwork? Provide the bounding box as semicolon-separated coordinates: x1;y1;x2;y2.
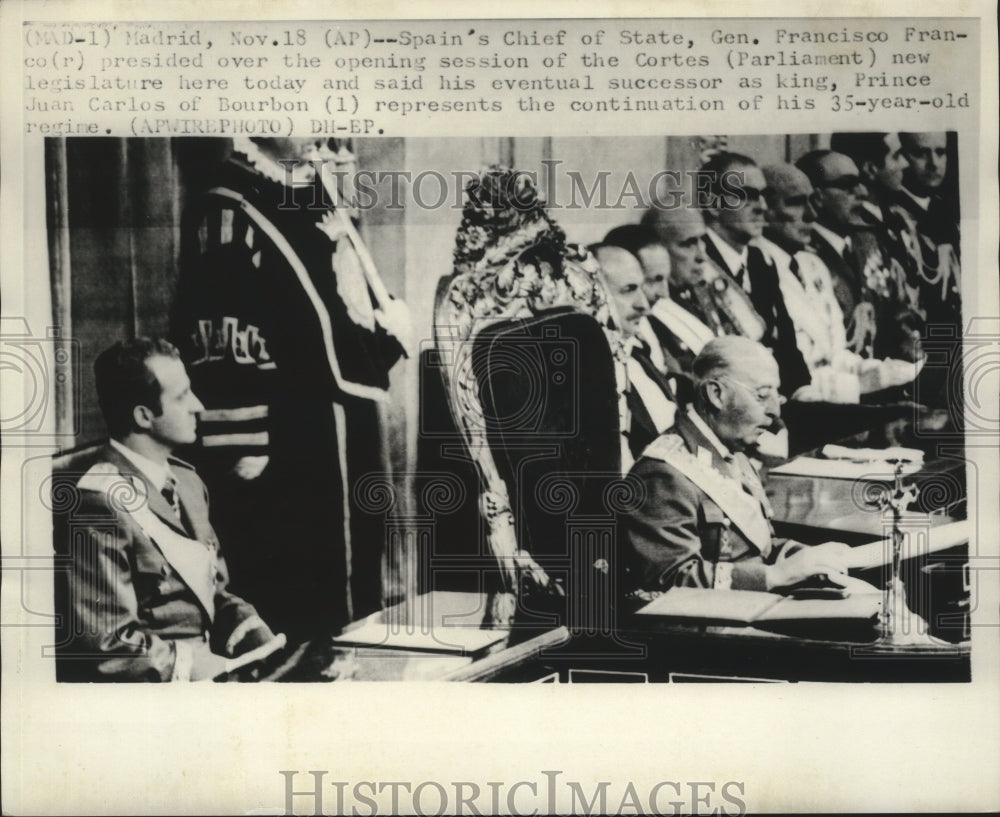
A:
916;471;964;511
851;478;894;512
603;473;648;514
41;474;82;514
420;474;467;515
535;475;581;515
106;476;147;514
352;473;398;514
435;166;633;612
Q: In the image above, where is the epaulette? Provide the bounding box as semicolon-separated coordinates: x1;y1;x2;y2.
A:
76;462;136;494
639;433;686;463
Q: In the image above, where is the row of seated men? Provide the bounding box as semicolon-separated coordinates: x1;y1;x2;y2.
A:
50;334;877;682
590;134;961;464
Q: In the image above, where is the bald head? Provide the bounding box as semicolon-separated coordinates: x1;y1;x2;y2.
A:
595;245;648;337
692;337;783;452
641;206;708;287
762;163;816;252
763;164;811;200
693;336;777;384
603;224;672;305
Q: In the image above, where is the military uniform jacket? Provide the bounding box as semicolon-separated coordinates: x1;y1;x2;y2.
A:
53;444;268;681
702;237;812;396
622;411;789;593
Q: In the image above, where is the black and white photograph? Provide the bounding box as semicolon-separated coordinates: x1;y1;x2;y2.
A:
41;131;972;684
2;3;998;815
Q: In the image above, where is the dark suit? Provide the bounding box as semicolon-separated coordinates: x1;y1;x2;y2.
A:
624;339;693;460
622;411;789;593
810;229;864;335
53;444;272;681
703;237;811;396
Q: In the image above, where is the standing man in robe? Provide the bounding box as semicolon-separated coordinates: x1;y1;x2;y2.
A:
172;137;411;640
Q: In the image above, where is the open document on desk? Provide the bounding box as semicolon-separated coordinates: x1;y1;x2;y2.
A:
635;587;882;627
330;622;508;655
844;519;970;570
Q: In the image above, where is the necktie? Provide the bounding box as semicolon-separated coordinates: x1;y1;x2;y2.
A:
789;255;803;285
631;338;652;360
161;474;182;520
841;240;853;268
734;261;747;290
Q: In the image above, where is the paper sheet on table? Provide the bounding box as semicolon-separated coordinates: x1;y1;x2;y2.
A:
636;588;781;624
637;586;883;624
331;622;507;654
754;593;882;622
821;444;925;463
846;520;970;570
768;457;922;480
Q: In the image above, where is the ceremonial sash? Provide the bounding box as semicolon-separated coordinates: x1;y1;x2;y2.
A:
78;466;217;620
641;434;773;556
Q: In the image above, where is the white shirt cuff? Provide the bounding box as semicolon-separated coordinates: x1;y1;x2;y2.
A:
225;615;266;656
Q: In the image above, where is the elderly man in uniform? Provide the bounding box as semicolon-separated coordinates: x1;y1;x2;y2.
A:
53;338;282;681
621;336;857;595
698;152;813;400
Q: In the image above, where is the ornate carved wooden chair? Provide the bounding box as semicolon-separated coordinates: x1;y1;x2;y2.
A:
433;168;638;630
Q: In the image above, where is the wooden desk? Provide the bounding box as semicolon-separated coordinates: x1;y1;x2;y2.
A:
763;420;970;646
478;621;971;683
767;413;966;542
259;591;568;682
261;416;971;682
257;587;969;683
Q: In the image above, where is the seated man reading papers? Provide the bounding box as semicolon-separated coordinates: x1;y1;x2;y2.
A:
621;336;869;596
54;338;284;681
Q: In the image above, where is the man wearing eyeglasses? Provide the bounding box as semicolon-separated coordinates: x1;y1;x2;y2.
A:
796;149;921;364
829;133;921;313
622;336;856;595
699;152;813;401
